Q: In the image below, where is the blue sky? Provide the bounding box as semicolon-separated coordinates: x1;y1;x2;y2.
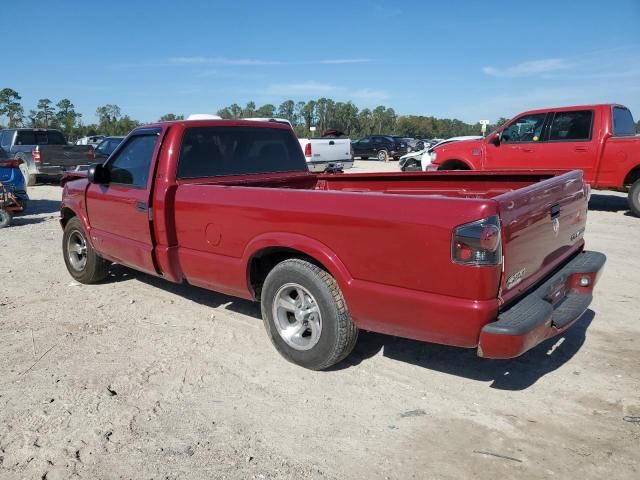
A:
2;0;639;124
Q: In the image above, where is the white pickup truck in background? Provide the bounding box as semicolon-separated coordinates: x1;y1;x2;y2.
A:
246;118;353;172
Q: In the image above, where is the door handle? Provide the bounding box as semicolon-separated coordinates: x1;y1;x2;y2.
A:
135;201;147;212
574;146;588;152
329;140;335;145
521;147;533;153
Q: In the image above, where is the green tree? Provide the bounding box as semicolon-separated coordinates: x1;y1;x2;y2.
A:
36;98;55;127
56;99;81;139
0;88;24;127
276;100;295;123
255;103;276;118
242;101;256;117
96;104;121;135
158;113;184;121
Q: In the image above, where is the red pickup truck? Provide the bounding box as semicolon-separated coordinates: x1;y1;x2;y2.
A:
426;104;640;216
60;120;605;370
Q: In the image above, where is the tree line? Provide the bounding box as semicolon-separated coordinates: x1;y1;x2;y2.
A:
3;87;639;141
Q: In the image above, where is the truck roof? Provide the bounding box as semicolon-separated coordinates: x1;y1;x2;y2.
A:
517;103;627;116
147;119;294;130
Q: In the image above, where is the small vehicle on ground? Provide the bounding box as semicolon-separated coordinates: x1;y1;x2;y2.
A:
75;135;105;147
60;118;605;370
399;136;483;171
0;128;94;185
352;135;408;161
0;149;28;227
93;136;125;162
425;104;640;216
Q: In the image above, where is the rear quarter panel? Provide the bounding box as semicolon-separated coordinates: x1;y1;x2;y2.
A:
598;135;640;188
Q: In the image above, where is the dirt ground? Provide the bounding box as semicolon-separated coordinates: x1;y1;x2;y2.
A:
1;162;639;479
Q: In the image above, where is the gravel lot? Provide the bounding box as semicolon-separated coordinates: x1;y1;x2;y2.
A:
1;162;638;479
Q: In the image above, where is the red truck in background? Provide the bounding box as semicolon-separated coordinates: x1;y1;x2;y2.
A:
60;119;605;370
425;104;640;216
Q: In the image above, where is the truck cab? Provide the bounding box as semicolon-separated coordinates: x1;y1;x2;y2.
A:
427;104;640;215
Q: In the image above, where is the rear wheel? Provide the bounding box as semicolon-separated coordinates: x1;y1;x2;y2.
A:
62;217;111;283
261;259;358;370
0;210;12;228
629;180;640;217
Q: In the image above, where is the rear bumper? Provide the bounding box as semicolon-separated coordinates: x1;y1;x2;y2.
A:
307;160;354;173
478;251;606;359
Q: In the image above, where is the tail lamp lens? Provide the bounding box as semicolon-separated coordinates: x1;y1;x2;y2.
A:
32;150;41;163
304;142;312;157
452;215;502;266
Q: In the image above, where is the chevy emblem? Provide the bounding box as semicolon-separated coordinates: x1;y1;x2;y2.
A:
552;217;560;236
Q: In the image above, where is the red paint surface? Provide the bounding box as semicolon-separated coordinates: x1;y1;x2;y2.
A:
60;120;599;355
430;104;640;190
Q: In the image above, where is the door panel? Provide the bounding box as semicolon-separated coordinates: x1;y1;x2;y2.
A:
86;131;160;274
538;110;598;182
484;113;548;169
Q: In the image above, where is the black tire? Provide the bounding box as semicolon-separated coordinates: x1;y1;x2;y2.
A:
629;180;640;217
62;217;111;283
0;209;12;228
261;258;358;370
360;156;368;160
377;150;388;162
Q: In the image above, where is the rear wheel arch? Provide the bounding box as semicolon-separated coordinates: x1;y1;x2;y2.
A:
623;165;640;187
245;236;352;302
60;207;77;228
438;159;472;171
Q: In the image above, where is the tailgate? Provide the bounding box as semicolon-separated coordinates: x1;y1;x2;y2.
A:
40;145;93;167
310;139;352;162
496;170;589;306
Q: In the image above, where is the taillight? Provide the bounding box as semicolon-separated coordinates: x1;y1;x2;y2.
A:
32;150;41;163
304;142;312;157
0;159;22;168
452;215;502;266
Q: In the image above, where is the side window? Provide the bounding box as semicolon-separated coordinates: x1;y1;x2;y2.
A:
501;114;547;143
106;134;157;187
549;110;593;141
612;106;636;136
16;130;36;146
359;138;370;144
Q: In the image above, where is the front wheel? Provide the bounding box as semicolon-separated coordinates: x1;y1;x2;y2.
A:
261;259;358;370
629;180;640;217
62;217;111;283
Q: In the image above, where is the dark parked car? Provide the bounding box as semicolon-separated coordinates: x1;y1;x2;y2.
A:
93;136;125;162
351;135;408;161
0;128;94;185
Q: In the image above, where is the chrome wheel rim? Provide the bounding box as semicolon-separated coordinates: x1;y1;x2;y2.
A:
377;150;386;161
67;230;88;271
272;283;322;351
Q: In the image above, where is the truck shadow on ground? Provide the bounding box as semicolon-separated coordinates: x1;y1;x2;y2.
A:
105;265;262;318
9;199;61;227
104;265;594;390
340;310;595;391
589;193;630;213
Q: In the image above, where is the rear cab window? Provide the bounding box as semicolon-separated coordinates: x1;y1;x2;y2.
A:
548;110;593;141
612;106;636;136
176;126;307;179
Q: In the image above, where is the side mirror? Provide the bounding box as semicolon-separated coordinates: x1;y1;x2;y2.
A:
489;133;501;146
87;162;109;184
